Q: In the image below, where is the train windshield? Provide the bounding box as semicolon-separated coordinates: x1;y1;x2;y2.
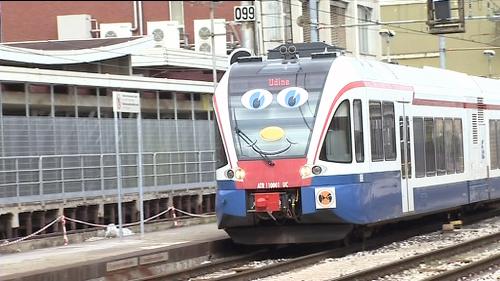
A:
228;58;333;160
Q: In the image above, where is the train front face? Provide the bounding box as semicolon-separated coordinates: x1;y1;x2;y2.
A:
214;56;348;244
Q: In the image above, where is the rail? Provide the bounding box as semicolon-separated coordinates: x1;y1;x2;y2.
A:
0;151;216;205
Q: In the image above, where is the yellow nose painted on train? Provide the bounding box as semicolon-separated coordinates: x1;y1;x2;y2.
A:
260;126;285;142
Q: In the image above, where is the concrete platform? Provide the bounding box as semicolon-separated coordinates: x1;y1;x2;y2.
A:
0;223;230;281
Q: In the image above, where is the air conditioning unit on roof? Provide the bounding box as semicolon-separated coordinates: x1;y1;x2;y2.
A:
100;22;132;38
57;14;93;40
194;19;226;55
147;21;180;48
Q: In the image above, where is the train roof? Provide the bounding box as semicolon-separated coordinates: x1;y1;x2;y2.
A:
229;53;500;104
337;56;500;104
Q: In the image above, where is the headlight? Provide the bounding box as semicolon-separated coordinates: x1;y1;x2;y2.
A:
234;168;246;180
226;169;234;179
312;165;323;175
299;165;312;178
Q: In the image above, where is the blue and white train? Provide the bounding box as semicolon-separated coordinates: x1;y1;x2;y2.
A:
213;45;500;244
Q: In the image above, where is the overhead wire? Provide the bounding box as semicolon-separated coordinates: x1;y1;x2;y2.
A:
0;0;498;71
268;0;500;50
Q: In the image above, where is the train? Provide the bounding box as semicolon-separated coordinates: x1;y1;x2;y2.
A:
213;43;500;244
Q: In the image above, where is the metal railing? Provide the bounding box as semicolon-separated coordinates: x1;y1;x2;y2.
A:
0;151;216;205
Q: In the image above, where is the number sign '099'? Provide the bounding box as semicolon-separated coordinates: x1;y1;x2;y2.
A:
234;5;255;22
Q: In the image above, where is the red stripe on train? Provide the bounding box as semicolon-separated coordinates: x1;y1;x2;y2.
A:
313;81;414;163
213;95;233;168
235;158;311;189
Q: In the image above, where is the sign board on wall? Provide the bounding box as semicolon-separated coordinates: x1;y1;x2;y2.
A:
113;91;140;113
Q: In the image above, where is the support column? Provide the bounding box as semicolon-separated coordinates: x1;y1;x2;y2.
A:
47;209;59;233
439;35;446;69
34;211;46;234
202;195;209;213
184;196;192;217
211;194;216;213
159;197;169;219
174;196;182;218
152;199;160;219
89;205;99;225
98;203;105;224
196;193;203;214
76;206;88;229
11;212;19;228
106;204;116;225
309;0;318;42
130;201;139;223
24;212;33;236
143;200;151;220
241;1;255;52
64;208;77;230
58;207;64;232
353;0;360;58
0;214;13;239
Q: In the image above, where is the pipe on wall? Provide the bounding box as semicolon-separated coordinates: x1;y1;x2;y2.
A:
131;1;144;35
138;1;144;35
131;1;139;33
309;0;319;42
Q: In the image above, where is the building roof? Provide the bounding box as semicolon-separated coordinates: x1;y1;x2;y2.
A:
0;36;229;71
0;36;155;65
0;64;214;93
3;37;141;50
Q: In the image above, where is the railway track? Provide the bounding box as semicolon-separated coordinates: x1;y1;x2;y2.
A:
424;253;500;281
132;214;455;280
329;230;500;281
123;208;500;281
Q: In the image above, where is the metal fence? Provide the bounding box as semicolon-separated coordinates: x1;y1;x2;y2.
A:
0;151;216;205
0;116;217;205
0;116;214;156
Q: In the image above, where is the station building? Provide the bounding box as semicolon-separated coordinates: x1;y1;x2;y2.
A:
0;38;222;240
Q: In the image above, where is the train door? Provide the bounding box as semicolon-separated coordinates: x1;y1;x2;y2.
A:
397;101;414;213
470;98;488;181
469;98;490;202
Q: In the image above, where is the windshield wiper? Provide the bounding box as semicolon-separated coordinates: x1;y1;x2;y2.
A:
235;127;275;166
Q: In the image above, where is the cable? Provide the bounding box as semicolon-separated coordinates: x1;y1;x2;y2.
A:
268;0;500;50
0;0;496;70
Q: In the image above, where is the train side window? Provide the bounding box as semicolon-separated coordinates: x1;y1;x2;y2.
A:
353;99;364;162
400;116;412;179
413;117;425;178
444;118;455;174
214;117;228;169
322;100;352;163
434;118;446;176
424;117;436;176
490;120;497;170
453;119;464;173
369;101;384;161
383;102;396;161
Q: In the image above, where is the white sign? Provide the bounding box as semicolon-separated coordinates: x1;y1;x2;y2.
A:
113;91;140;113
234;5;256;22
315;187;336;209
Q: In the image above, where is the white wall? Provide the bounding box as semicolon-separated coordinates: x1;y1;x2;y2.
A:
258;0;381;58
345;0;381;59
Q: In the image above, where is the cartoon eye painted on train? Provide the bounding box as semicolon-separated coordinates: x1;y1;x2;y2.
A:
277;87;309;108
241;89;273;110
